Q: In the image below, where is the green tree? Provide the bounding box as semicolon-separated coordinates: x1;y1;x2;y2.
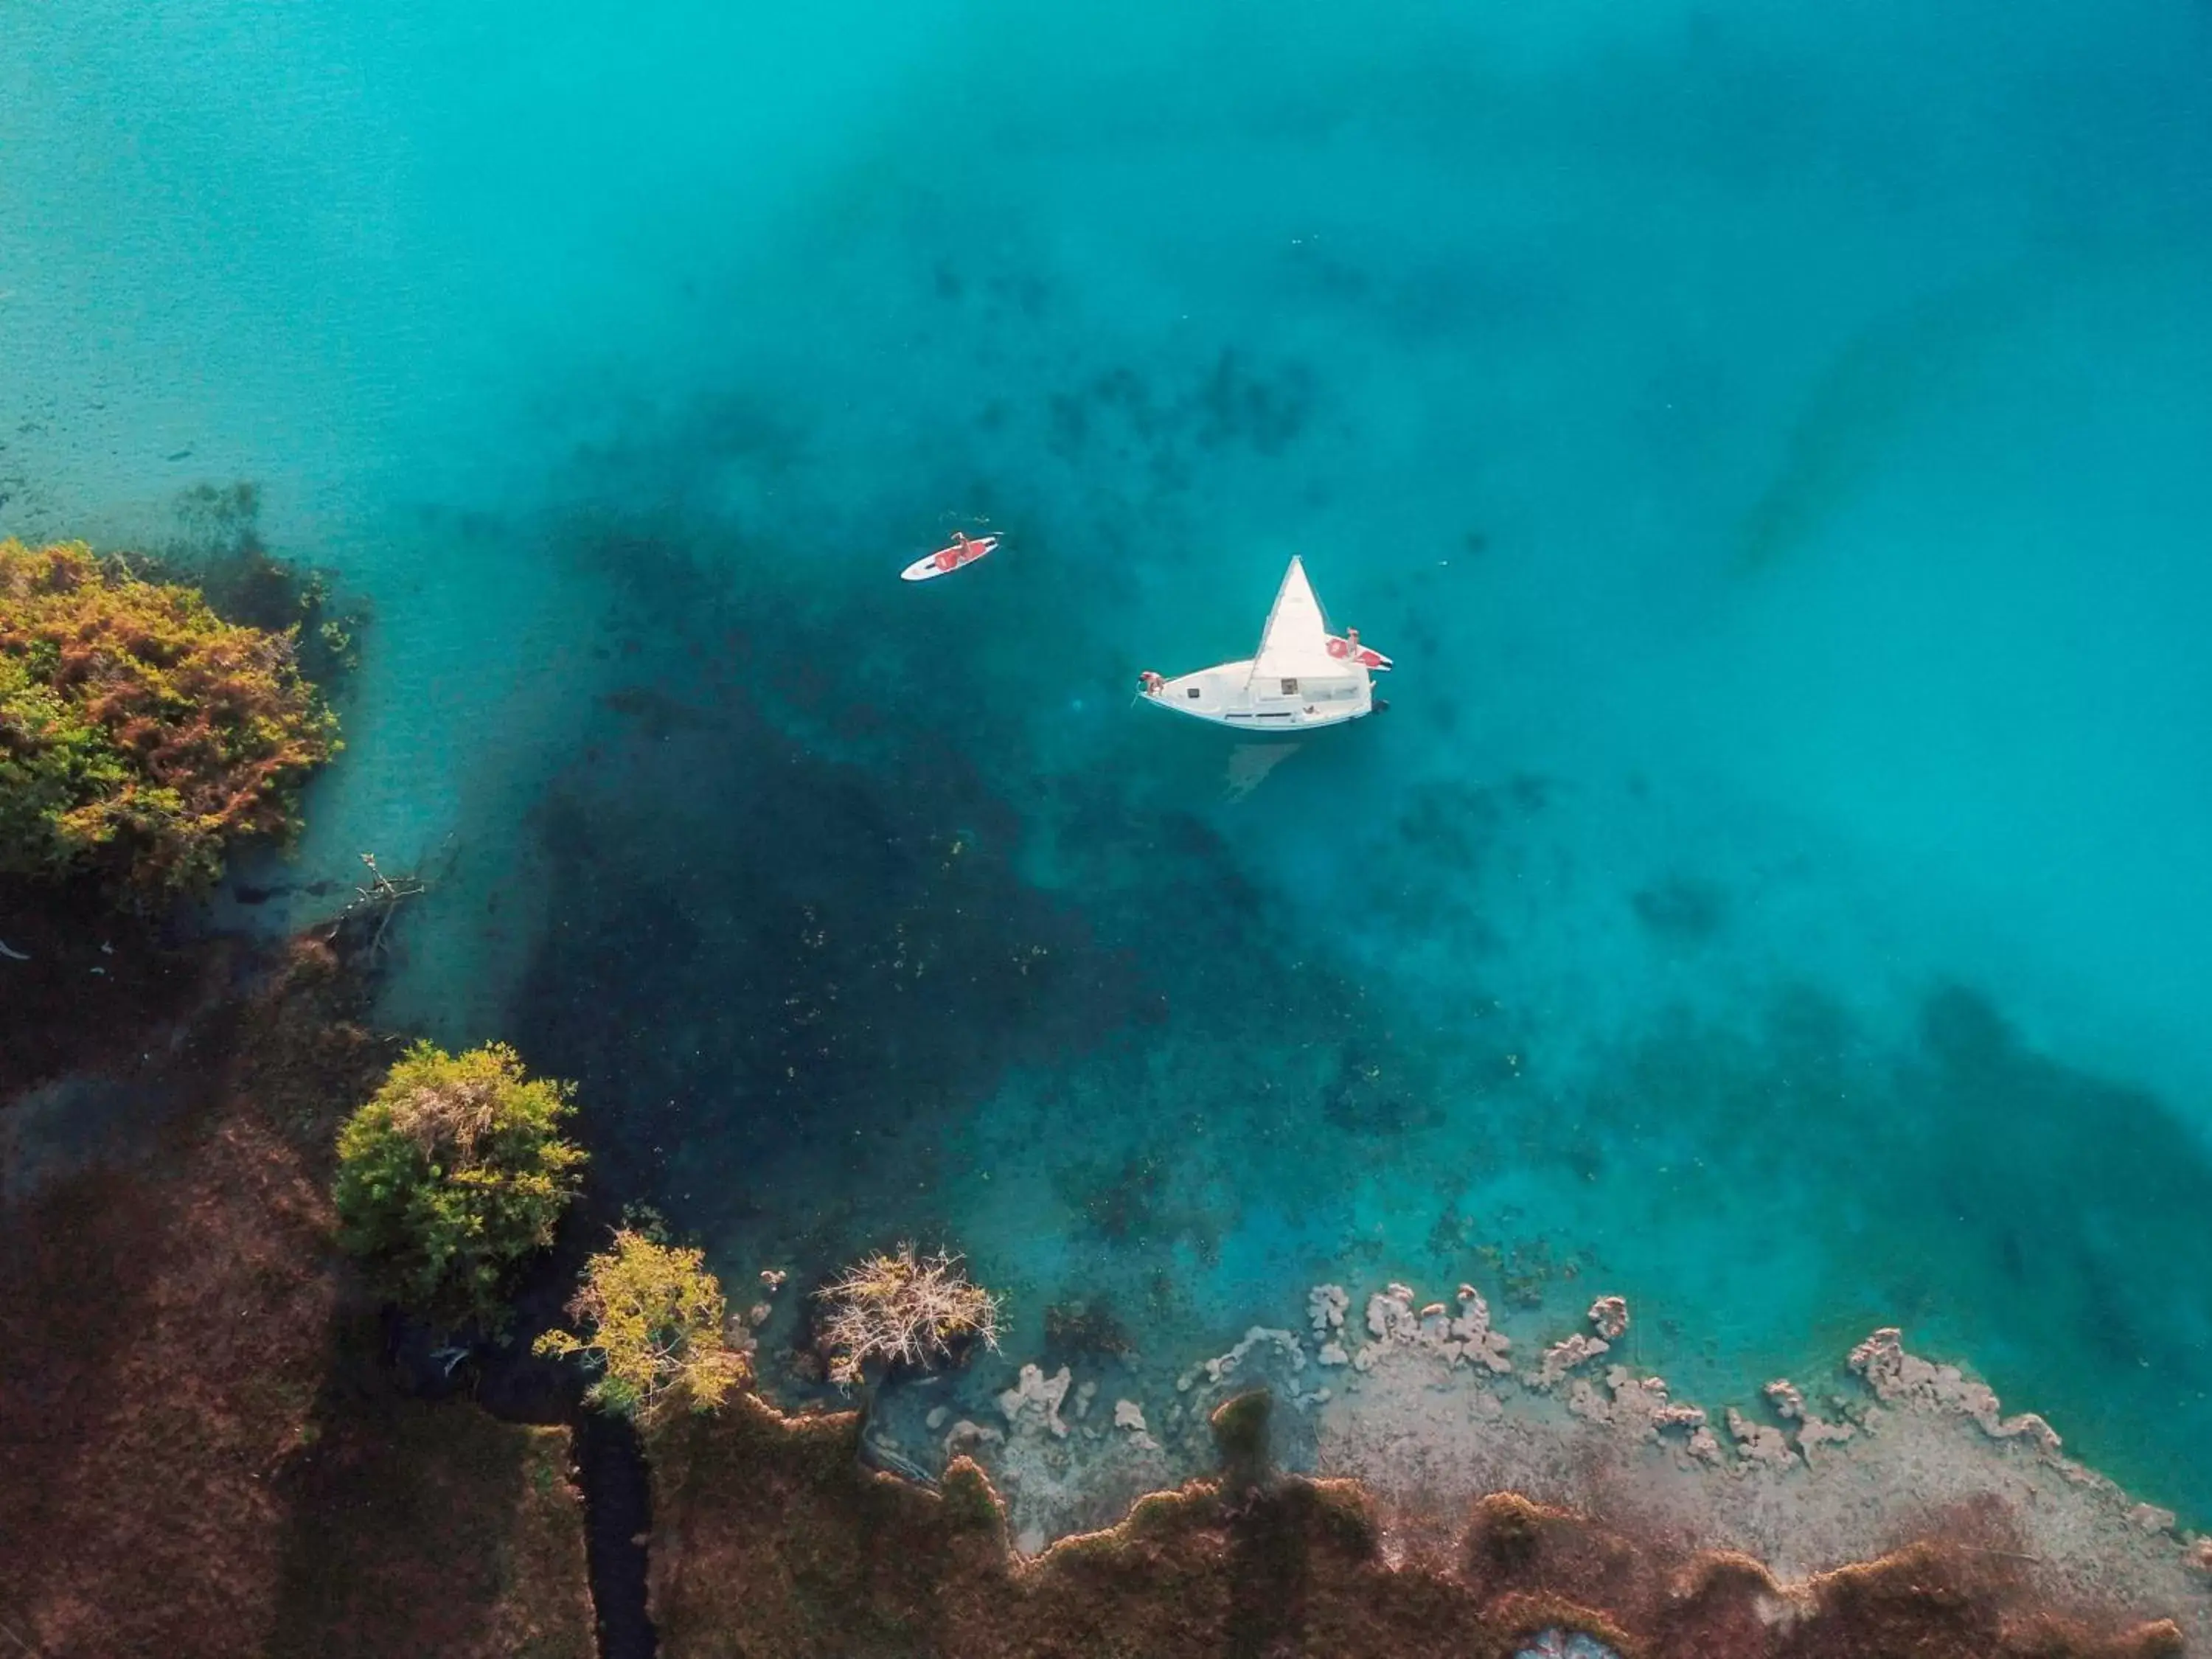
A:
333;1042;585;1329
0;653;129;868
0;537;338;902
535;1230;748;1425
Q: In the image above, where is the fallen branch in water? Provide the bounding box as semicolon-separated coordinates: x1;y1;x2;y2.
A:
328;850;431;959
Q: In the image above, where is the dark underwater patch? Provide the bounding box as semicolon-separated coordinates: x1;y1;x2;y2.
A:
1039;348;1320;475
1630;874;1728;944
1322;1044;1441;1136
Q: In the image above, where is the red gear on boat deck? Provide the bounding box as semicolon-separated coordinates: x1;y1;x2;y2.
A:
1327;626;1391;669
934;533;970;572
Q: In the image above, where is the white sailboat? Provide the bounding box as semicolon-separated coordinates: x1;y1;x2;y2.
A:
1138;556;1388;731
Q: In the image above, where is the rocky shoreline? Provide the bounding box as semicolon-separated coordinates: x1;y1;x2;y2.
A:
944;1282;2211;1649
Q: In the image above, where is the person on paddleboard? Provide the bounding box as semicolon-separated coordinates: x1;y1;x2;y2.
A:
900;528;998;582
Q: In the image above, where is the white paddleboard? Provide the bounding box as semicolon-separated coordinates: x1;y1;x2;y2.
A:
900;534;999;582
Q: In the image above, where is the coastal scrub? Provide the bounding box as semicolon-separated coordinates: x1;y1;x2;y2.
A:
333;1042;585;1329
815;1245;1002;1388
0;537;339;901
535;1229;749;1425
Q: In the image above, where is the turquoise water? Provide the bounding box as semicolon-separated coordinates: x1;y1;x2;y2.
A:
8;0;2212;1518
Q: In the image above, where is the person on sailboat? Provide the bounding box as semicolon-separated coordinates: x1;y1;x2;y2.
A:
1138;670;1165;696
1330;626;1391;671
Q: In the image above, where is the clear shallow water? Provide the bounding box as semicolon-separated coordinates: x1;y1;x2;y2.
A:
7;0;2212;1518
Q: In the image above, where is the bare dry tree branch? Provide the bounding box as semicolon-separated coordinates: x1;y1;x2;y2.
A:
325;839;451;959
815;1245;1001;1390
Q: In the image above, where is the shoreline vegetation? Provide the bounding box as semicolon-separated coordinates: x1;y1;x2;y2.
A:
647;1388;2193;1659
536;1227;751;1425
0;535;340;905
333;1040;587;1333
3;543;2206;1655
0;919;2203;1655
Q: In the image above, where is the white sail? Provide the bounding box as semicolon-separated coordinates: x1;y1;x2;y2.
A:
1248;556;1345;685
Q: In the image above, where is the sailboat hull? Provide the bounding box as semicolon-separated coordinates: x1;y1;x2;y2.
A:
1144;658;1375;730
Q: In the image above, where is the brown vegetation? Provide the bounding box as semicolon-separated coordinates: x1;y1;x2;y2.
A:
647;1391;2186;1659
0;933;591;1658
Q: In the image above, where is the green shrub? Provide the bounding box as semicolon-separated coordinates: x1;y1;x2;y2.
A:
333;1042;585;1329
0;653;130;866
535;1229;748;1425
0;537;338;902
